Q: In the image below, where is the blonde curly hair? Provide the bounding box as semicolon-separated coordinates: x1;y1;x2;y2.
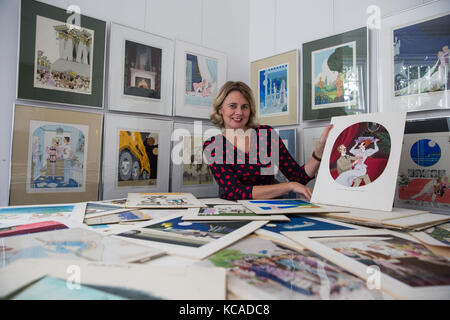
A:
210;81;259;129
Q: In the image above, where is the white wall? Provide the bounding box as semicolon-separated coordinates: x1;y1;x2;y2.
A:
249;0;450;164
0;0;250;206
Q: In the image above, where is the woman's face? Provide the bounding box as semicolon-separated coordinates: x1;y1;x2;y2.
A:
219;90;251;130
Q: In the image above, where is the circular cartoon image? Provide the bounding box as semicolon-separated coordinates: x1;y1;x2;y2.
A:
410;139;441;167
329;122;391;187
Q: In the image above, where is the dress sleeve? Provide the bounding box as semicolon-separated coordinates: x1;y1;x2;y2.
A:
203;138;253;200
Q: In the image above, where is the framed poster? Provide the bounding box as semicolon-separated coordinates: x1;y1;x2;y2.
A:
303;126;327;188
170;122;220;197
112;213;267;260
10;104;102;205
302;27;368;121
108;23;174;115
17;0;106;108
173;40;227;118
311;111;407;212
282;229;450;300
102;114;172;200
394;119;450;214
379;2;450;113
251;50;298;126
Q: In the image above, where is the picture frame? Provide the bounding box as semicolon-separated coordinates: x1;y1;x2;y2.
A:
102;113;172;200
310;111;407;212
282;229;450;300
238;199;349;215
302;27;368;121
125;192;205;209
251;50;299;126
111;213;267;259
173;40;227;119
394;117;450;214
9;104;102;205
170;122;221;197
17;0;106;108
378;2;450;113
108;22;174;115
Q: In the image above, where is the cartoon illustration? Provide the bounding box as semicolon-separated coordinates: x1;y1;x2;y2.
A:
258;63;288;116
335;137;379;187
185;53;218;107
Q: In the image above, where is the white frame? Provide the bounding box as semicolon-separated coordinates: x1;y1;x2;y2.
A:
311;111;407;212
125;192;205;209
108;23;174;116
111;213;267;259
182;205;290;221
238;199;349;215
102;114;172;200
170;122;221;197
394;131;450;214
282;229;450;300
173;40;227;119
378;3;450;113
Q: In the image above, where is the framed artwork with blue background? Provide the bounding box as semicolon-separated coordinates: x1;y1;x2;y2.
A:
251;50;298;126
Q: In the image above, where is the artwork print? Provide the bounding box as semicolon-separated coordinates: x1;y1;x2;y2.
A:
118;131;158;186
124;40;162;99
34;15;94;94
27;120;88;193
315;234;450;288
117;216;249;248
330;122;391;188
392;14;449;98
258;63;288;116
396;132;449;212
182;136;213;186
185;53;218;107
202;237;378;300
312;41;356;109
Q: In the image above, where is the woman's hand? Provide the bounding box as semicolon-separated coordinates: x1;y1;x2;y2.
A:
289;182;313;201
314;124;333;159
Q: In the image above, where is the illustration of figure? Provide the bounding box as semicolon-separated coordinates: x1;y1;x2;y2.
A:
335;73;344;100
47;138;59;181
279;80;286;106
335;137;379;187
409;176;449;205
62;136;72;185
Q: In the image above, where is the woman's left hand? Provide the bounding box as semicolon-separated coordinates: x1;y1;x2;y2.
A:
314;124;333;158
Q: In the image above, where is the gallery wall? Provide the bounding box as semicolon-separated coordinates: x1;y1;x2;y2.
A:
249;0;450;164
0;0;250;206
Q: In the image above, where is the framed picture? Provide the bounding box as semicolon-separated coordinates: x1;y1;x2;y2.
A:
251;50;298;126
125;192;205;209
282;229;450;299
108;22;174;115
378;2;450;113
394;118;450;214
311;111;407;212
111;213;267;259
17;0;106;108
302;27;368;121
303;126;327;188
173;40;227;119
238;199;349;215
102;114;172;200
9;104;102;205
170;122;220;197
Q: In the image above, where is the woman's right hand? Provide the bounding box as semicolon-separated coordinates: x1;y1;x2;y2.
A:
289;182;312;201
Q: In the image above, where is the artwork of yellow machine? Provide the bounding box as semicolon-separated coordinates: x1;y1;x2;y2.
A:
118;131;152;181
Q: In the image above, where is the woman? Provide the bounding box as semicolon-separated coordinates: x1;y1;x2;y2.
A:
203;81;332;200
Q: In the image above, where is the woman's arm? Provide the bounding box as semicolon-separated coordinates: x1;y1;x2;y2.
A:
252;182;312;200
304;125;333;178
